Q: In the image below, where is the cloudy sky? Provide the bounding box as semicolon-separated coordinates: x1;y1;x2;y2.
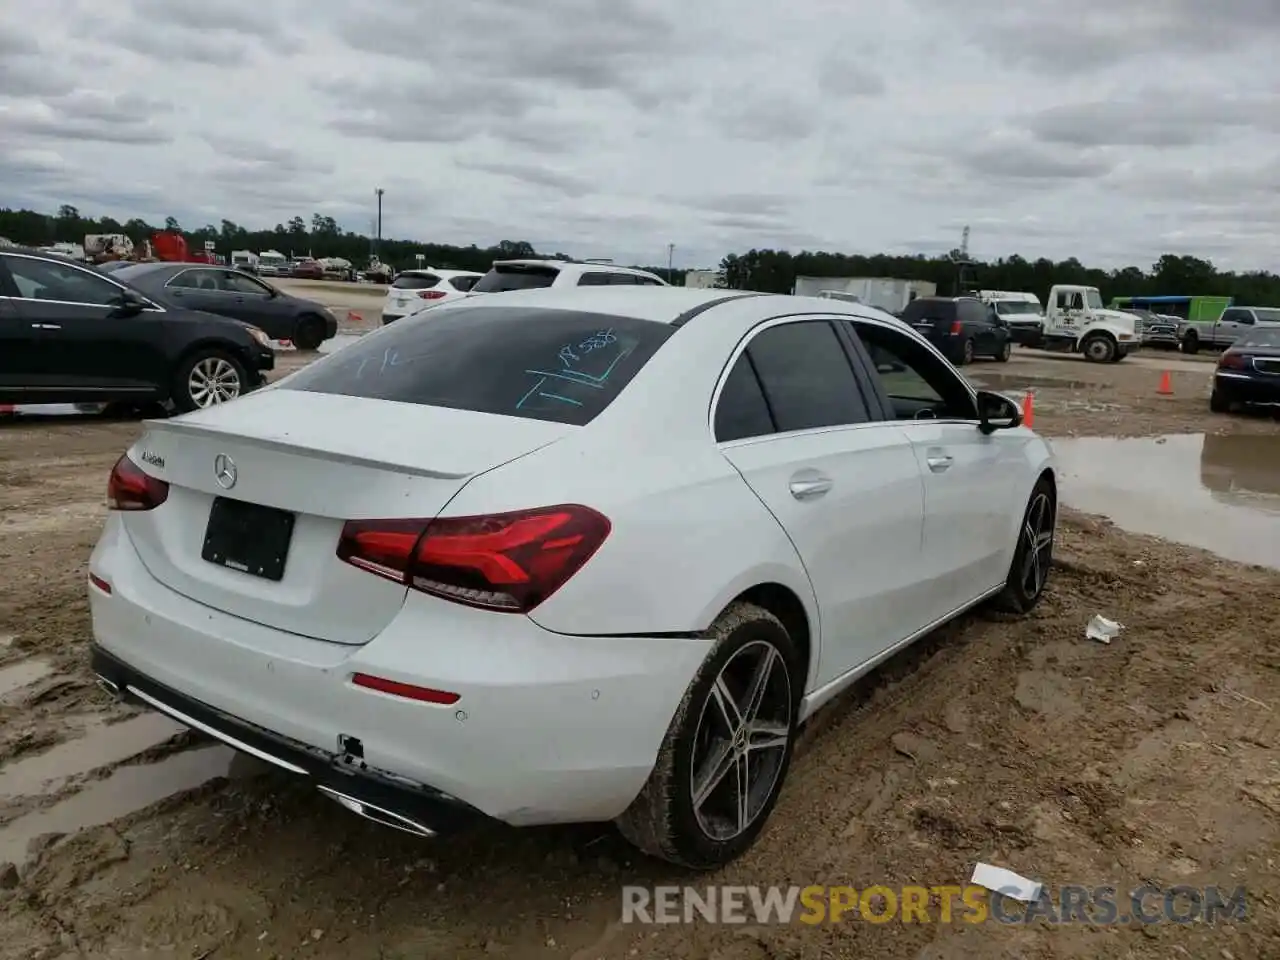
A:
2;0;1279;270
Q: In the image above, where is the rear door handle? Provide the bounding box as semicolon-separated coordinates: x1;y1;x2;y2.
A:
789;476;832;500
30;323;61;330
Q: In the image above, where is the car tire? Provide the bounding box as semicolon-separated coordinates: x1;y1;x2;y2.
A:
1081;333;1116;363
990;477;1056;615
959;338;975;365
1181;332;1200;354
1209;389;1231;414
995;340;1012;363
615;601;800;870
293;315;326;352
173;349;248;413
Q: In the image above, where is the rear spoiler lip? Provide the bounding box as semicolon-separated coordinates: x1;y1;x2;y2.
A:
138;415;516;481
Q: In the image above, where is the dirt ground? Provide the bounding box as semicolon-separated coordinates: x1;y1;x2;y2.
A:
1;344;1278;959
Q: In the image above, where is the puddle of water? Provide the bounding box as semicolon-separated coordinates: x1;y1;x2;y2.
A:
0;745;261;865
1050;433;1280;568
0;712;183;799
0;658;53;699
970;372;1094;391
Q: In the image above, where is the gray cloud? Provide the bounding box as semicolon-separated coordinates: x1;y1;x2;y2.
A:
916;0;1280;75
713;91;818;141
333;0;683;104
453;159;592;196
816;55;886;98
1024;92;1280;147
0;97;171;145
69;0;303;65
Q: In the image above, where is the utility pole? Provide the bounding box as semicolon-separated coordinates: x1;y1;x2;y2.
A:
667;243;675;283
374;188;384;258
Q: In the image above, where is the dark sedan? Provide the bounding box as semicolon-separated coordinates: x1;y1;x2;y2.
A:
109;262;337;350
0;247;274;412
1211;327;1280;413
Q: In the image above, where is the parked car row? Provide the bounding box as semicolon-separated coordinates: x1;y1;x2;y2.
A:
0;247;335;411
380;259;668;324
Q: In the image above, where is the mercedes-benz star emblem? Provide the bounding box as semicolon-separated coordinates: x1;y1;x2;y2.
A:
213;453;237;489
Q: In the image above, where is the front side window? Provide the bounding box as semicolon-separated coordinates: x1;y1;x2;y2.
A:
2;255;123;306
221;271;272;295
852;321;977;421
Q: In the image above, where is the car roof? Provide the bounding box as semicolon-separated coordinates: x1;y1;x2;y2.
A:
1;245;86;265
439;286;907;327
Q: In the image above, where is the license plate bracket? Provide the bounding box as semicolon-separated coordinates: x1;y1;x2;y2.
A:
202;497;295;581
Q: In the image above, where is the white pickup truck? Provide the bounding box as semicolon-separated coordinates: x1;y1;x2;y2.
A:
1021;284;1142;363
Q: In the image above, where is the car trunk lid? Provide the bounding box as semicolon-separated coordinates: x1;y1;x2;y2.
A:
120;389;573;645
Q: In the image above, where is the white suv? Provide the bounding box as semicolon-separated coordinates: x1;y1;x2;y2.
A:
471;259;667;292
381;269;484;324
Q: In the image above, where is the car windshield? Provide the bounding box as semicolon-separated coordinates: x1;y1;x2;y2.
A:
1252;307;1280;323
1237;328;1280;348
105;264;152;282
995;301;1040;315
472;264;560;292
1085;289;1104;309
278;306;676;426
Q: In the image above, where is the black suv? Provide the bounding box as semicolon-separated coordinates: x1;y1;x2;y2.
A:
0;248;275;412
899;296;1012;365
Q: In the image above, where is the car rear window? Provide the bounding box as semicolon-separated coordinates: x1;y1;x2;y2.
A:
1237;328;1280;348
279;306;676;426
900;299;955;323
392;273;439;289
472;264;560;292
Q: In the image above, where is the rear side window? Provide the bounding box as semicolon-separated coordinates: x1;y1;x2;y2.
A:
714;354;775;442
472;264;560;292
578;272;611;286
900;299;954;323
449;275;479;292
279;306;675;426
607;273;637;285
392;273;439;290
745;321;870;432
635;275;663;286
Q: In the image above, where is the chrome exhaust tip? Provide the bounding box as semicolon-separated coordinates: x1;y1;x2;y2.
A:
95;674;122;697
316;785;436;838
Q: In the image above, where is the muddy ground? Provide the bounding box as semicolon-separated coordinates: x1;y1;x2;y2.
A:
0;345;1278;959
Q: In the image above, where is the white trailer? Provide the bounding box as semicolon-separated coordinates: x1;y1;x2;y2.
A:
792;276;936;313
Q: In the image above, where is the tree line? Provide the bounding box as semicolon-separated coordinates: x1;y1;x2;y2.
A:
3;204;1279;305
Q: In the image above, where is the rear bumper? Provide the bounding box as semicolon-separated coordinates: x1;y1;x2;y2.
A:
1214;371;1280;404
87;514;710;827
91;644;489;837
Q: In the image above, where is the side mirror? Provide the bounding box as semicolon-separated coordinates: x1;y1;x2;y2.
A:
112;288;150;317
976;389;1023;434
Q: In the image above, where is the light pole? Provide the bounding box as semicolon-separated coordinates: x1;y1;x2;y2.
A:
667;243;674;283
374;188;384;258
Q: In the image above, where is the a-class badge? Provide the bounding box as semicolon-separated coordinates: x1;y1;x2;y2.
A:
213;453;237;489
139;450;165;469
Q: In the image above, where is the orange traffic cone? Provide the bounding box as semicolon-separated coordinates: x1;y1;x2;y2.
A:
1157;370;1173;395
1021;390;1035;428
347;310;363;324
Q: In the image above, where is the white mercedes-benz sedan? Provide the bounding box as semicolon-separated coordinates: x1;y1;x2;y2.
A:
88;287;1056;869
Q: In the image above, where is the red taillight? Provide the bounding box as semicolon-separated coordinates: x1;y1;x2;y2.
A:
950;320;963;335
418;290;447;300
1219;352;1248;370
107;454;169;511
336;505;611;613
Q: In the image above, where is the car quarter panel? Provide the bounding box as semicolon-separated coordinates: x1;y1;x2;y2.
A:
432;296;825;642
